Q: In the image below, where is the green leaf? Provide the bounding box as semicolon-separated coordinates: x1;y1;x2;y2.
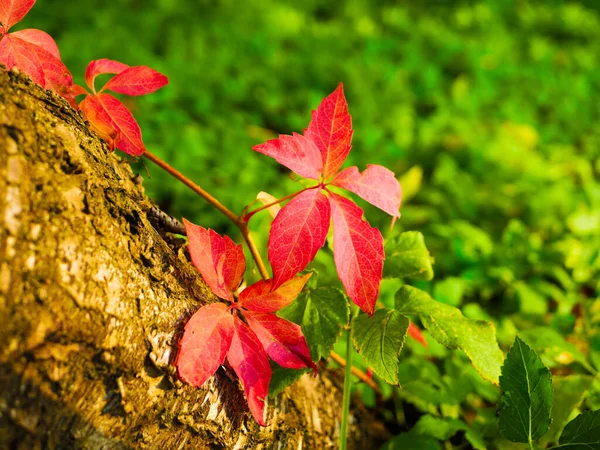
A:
557;410;600;449
520;327;591;371
395;286;504;384
351;309;409;385
268;365;310;398
384;231;434;280
278;287;349;361
541;375;594;446
498;337;552;444
413;415;468;441
381;431;441;450
433;277;467;307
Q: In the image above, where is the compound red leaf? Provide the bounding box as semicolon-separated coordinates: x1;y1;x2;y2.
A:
268;188;330;289
11;29;59;59
253;132;323;180
238;273;312;313
408;321;428;349
0;0;34;31
0;33;43;84
331;164;402;218
183;219;245;301
244;310;317;374
227;315;271;426
305;83;353;179
176;303;234;388
80;93;145;156
103;65;168;96
329;192;384;316
85;58;129;93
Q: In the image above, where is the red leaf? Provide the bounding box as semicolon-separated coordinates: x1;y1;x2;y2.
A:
329;192;383;316
72;84;88;97
0;31;74;106
305;83;353;179
79;95;119;149
80;93;146;156
30;44;74;106
244;310;317;374
253;132;323;180
183;219;245;301
0;34;43;84
0;0;35;31
238;273;312;313
176;303;235;388
331;164;402;217
227;315;271;426
85;58;129;93
103;65;168;96
268;188;330;289
408;322;428;349
11;29;59;59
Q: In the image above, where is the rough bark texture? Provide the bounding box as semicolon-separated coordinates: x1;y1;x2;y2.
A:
0;67;388;449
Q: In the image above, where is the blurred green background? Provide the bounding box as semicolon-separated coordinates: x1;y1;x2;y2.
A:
25;0;600;446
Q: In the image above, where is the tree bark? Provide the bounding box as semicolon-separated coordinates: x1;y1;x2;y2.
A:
0;67;387;449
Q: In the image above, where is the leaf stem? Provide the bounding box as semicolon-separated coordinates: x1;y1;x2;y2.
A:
143;150;270;279
143;150;238;224
238;219;270;280
339;330;353;450
242;186;317;220
329;351;381;393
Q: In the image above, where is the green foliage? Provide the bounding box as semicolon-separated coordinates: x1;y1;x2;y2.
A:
412;415;468;441
542;375;594;446
558;410;600;449
351;309;409;384
278;286;349;361
498;337;553;444
383;231;434;280
268;366;310;398
395;285;504;384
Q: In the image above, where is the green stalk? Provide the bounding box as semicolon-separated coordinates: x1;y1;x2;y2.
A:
339;330;353;450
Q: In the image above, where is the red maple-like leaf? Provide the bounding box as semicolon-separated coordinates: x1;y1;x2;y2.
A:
176;221;316;425
253;132;323;180
76;58;168;156
331;164;401;218
183;218;245;301
244;310;317;374
11;29;59;58
104;66;169;96
268;188;330;289
79;93;146;156
329;192;383;316
176;303;234;388
238;273;312;313
227;316;272;426
85;58;129;93
0;0;75;106
253;83;401;315
0;0;35;31
305;84;353;179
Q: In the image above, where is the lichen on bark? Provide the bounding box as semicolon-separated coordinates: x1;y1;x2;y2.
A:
0;66;386;449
